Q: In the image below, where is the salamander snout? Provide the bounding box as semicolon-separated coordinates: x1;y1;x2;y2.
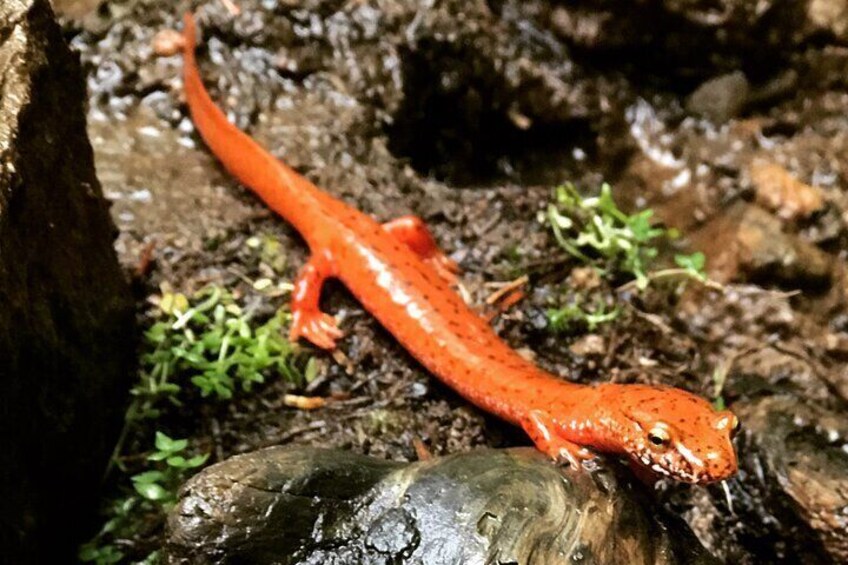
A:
603;385;741;484
693;410;740;483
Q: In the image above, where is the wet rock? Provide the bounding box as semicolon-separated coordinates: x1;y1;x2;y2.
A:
686;71;750;123
165;447;717;564
692;202;831;287
0;0;134;561
730;395;848;562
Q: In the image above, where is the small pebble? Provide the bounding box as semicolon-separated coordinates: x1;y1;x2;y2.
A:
152;29;185;57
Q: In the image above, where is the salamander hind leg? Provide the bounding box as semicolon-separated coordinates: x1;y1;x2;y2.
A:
382;215;459;285
521;410;594;469
289;251;343;350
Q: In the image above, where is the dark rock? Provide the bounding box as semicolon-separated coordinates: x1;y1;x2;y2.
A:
165;446;718;564
729;395;848;562
0;0;134;562
686;71;750;123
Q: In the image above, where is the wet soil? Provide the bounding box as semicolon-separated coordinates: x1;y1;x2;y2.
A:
59;0;848;562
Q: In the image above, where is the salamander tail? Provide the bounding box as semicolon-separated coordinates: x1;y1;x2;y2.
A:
181;12;321;223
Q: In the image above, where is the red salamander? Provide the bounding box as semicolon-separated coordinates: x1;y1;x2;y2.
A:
181;13;738;484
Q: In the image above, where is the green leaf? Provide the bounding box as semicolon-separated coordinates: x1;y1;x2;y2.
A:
154;431;187;454
133;480;170;501
131;470;166;484
304;357;319;383
159;382;181;395
166;455;187;468
191;375;213;396
185;453;210;468
675;251;706;273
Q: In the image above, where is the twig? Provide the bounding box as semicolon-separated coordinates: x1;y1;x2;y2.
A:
283;394;327;410
484;275;529;305
413;438;432;461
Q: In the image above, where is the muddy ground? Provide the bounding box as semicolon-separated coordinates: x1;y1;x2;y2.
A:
56;0;848;562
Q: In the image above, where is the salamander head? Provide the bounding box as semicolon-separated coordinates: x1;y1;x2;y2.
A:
600;384;739;484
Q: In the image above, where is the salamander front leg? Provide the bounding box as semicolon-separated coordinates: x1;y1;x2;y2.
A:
383;215;459;285
521;410;594;469
289;251;343;350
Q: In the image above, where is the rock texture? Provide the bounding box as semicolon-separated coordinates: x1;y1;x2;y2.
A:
165;446;717;565
691;202;832;286
730;395;848;562
0;0;134;562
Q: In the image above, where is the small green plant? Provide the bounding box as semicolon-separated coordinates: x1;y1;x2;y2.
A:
84;285;315;564
544;183;710;332
131;432;209;503
547;183;670;289
133;286;313;419
80;432;208;565
673;251;707;281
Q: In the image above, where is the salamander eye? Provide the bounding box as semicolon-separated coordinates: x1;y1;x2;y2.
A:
647;427;670;447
